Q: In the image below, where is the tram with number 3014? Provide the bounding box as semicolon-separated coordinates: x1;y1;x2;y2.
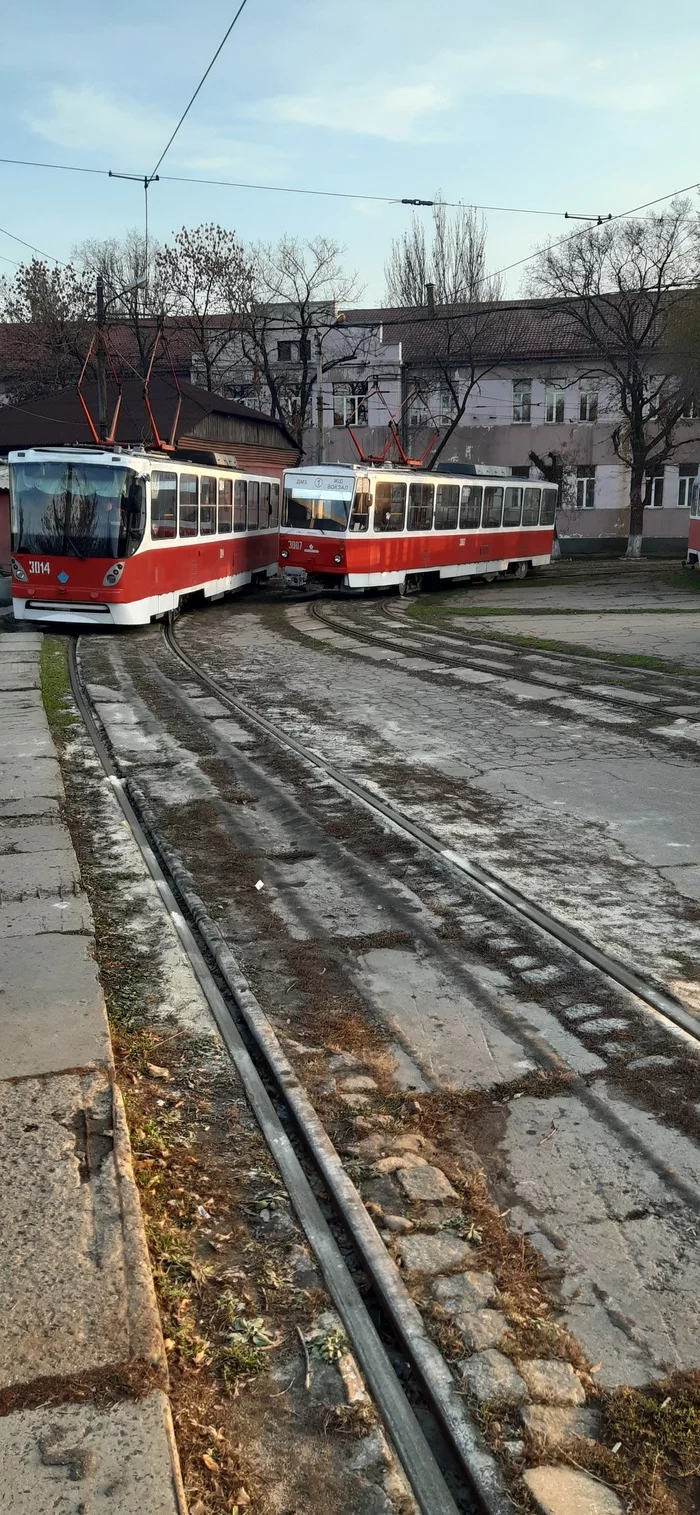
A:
9;446;281;626
279;462;558;594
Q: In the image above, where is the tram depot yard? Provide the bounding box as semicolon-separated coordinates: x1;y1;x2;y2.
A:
3;557;700;1515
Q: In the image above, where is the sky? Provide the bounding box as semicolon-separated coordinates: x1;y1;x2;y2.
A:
1;0;700;304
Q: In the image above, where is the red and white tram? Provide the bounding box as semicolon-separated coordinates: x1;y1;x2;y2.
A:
687;477;700;567
279;463;557;593
9;446;280;626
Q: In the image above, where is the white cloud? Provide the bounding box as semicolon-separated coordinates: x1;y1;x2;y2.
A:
251;79;450;143
24;86;288;178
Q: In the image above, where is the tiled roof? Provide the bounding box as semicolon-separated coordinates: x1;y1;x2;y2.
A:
343;294;668;365
0;376;297;454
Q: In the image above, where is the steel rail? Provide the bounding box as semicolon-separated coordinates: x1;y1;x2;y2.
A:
67;636;502;1515
164;618;700;1048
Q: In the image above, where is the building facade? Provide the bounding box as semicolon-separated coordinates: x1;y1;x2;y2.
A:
209;299;700;557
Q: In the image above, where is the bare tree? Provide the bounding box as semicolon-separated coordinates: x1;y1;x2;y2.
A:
76;230;170;376
155;223;253;391
0;258;92;401
529;200;700;555
402;303;517;467
385;195;503;307
239;236;365;445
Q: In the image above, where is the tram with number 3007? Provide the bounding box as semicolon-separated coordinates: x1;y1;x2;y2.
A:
280;463;558;593
9;446;281;626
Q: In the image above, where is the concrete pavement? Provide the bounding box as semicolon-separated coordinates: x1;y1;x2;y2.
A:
0;631;187;1512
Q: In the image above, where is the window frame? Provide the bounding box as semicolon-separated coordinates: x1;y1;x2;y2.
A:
178;472;199;538
234;479;247;533
269;482;280;528
539;487;558;526
407;481;434;532
579;380;599;422
482;486;504;529
459;484;483;530
150;470;178;541
512;379;531;424
217;477;233;534
349;478;371;533
247;479;260;530
678;466;698;509
646;469;665;508
434;483;460;531
576;466;596;509
544;382;565;424
521;486;541;526
332;381;369;427
503;486;522;528
374;480;407;533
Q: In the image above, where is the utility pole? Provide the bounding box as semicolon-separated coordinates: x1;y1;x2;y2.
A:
316;335;324;465
96;275;107;443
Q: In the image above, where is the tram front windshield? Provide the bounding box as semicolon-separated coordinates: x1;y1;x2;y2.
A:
283;487;350;533
11;461;146;558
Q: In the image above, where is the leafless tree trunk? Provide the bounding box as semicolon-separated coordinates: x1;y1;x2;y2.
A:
154;224;253;391
405;305;518;468
0;259;92;402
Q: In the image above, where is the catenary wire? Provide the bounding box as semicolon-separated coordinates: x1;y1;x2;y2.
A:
0;222;69;267
148;0;252;182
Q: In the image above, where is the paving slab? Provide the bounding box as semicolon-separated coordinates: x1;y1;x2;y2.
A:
523;1465;624;1514
0;821;75;855
0;934;112;1080
0;665;40;690
520;1404;601;1448
0;758;63;803
0;1072;166;1409
0;795;61;820
0;1391;186;1514
0;849;81;901
0;895;93;939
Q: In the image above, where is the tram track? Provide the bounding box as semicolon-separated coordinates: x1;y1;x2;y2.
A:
67;633;510;1515
165;613;700;1047
67;609;700;1512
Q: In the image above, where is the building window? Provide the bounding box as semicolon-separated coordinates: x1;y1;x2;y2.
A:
545;382;565;424
678;464;698;508
579;380;599;422
333;381;368;427
646;469;664;508
576;465;596;509
440;391;456;426
512;379;531;424
681;396;700;420
277;341;296;362
299;338;312;361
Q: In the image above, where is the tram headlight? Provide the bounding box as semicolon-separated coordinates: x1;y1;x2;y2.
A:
11;557;28;583
280;549;289;559
102;562;125;586
334;554;342;564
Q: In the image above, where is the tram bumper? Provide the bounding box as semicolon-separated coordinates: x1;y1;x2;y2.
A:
283;565;308;588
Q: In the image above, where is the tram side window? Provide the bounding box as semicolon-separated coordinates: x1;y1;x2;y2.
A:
349;478;371;532
179;474;199;538
269;483;280;527
375;481;406;532
459;484;482;530
407;482;434;531
217;478;233;533
482;487;504;529
540;488;558;526
151;471;177;540
260;482;271;527
522;486;541;526
434;484;460;530
234;480;247;532
248;481;260;530
200;476;216;536
503;487;522;528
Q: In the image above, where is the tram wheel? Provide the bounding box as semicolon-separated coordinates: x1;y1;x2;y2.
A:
399;574;424;597
510;561;529;579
